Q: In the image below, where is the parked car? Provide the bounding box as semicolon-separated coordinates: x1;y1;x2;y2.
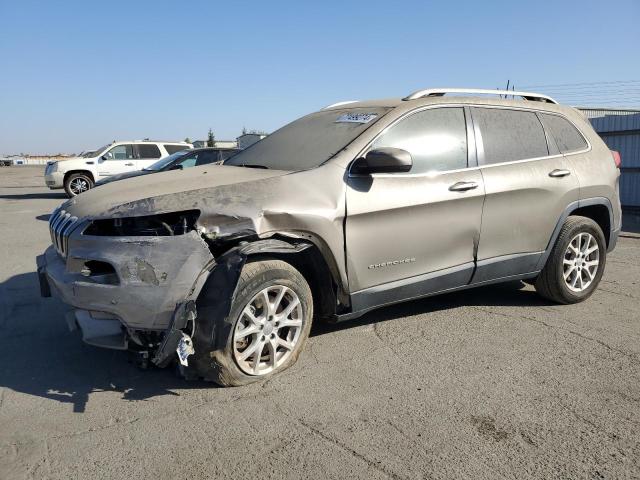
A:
37;88;621;386
95;148;239;187
44;140;193;197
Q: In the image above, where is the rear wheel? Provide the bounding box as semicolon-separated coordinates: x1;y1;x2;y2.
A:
535;216;606;304
64;172;94;197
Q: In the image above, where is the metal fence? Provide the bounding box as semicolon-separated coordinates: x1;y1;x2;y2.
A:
580;108;640;207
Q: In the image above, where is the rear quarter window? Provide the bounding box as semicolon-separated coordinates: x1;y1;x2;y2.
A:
164;144;189;155
473;108;549;164
539;113;588;153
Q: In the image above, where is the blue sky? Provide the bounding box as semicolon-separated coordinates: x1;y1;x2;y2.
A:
1;0;639;154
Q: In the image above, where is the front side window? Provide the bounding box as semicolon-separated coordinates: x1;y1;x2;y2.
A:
177;153;198;168
105;144;134;160
370;107;468;173
539;113;588;153
137;144;161;159
194;151;218;166
473;108;548;165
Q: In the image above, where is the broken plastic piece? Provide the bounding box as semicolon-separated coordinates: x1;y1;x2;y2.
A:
177;333;195;366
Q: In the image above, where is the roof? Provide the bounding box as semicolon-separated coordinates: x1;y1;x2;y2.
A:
322;88;562;112
323;95;573;116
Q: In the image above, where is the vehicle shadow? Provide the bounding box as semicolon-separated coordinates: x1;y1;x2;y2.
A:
36;214;50;221
311;280;549;337
622;211;640;235
0;272;215;414
0;271;545;413
0;192;67;200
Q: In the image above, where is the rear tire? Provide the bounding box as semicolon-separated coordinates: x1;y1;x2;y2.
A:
64;172;94;197
535;216;606;304
188;259;313;387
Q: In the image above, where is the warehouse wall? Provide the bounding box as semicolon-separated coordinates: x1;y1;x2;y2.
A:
580;108;640;207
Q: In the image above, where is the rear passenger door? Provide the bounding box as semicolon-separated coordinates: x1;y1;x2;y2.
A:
135;144;162;170
472;107;580;282
345;106;485;308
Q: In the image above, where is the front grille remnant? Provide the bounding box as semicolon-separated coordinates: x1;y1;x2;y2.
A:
48;208;80;257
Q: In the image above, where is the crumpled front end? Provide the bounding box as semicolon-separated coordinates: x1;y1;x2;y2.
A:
38;210;214;350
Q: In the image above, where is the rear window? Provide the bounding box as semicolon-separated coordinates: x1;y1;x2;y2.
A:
539;113;588;153
165;144;189;155
474;108;549;165
137;144;161;159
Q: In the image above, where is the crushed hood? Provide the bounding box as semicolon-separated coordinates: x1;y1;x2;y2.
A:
62;164;290;219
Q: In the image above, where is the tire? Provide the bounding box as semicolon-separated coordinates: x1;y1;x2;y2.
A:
535;215;606;304
64;172;94;197
188;259;313;387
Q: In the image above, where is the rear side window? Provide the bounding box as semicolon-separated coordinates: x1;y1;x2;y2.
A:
165;144;188;155
371;107;468;173
474;108;548;164
137;144;161;159
539;113;588;153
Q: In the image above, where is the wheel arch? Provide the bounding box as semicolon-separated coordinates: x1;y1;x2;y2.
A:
198;233;347;319
536;197;614;270
64;169;95;184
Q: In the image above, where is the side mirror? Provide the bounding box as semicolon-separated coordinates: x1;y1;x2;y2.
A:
351;147;412;175
101;155;108;161
169;164;183;171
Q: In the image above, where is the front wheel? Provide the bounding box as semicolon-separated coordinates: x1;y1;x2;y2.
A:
189;259;313;386
64;172;94;197
535;216;606;304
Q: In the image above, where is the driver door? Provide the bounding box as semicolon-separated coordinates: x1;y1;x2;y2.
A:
345;106;485;311
97;144;137;178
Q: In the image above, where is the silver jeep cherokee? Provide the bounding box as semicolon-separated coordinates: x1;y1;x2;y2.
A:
37;88;621;386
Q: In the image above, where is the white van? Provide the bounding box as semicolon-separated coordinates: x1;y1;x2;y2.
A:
44;140;193;197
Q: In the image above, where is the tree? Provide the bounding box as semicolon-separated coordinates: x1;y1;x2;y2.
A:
207;129;215;147
184;137;191;144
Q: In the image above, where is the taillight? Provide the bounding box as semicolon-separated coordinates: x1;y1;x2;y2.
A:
611;150;621;169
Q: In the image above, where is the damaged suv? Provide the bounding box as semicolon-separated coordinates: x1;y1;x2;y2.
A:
37;88;621;386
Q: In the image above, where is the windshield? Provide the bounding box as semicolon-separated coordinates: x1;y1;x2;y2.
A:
224;107;390;171
144;151;189;171
86;144;110;158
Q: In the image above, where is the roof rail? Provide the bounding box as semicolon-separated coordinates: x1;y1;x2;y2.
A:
403;88;558;104
322;100;359;110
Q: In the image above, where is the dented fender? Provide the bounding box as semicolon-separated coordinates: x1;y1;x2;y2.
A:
151;238;314;366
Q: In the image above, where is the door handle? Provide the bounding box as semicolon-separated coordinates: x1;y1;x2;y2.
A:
549;169;571;178
449;181;479;192
125;162;134;166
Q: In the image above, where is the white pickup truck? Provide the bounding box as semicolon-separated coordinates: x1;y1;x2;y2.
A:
44;140;192;197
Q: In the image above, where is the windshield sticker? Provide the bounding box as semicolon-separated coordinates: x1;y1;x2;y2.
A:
335;113;378;124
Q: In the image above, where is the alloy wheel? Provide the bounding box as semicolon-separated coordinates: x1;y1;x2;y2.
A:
563;232;600;292
69;177;90;195
233;285;303;376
